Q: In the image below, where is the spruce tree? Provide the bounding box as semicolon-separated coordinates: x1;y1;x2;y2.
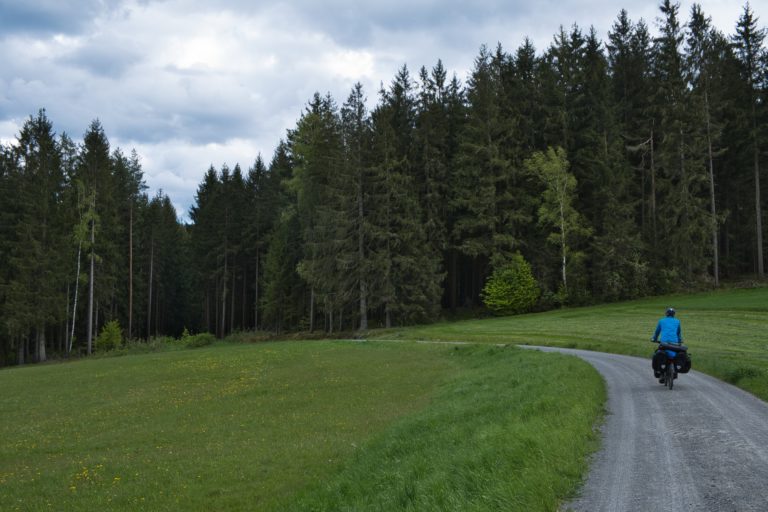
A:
288;93;345;331
76;120;121;352
575;27;648;300
414;62;451;257
732;3;766;278
227;164;248;332
369;73;442;326
341;83;373;330
3;111;68;362
111;148;147;338
609;13;656;254
443;73;467;311
189;166;223;334
262;208;304;332
687;5;728;285
245;154;272;330
0;144;15;364
453;46;511;302
255;142;298;331
651;0;711;285
152;193;190;336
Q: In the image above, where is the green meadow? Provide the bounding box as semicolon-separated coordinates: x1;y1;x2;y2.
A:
0;341;603;511
373;286;768;399
3;286;765;511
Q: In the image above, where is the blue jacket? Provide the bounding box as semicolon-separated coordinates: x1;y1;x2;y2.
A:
653;316;682;345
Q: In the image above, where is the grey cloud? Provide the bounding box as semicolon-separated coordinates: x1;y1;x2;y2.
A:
168;0;537;47
0;0;754;221
266;0;538;47
116;106;256;145
63;40;142;78
0;0;121;35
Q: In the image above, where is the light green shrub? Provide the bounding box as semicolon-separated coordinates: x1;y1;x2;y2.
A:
95;320;123;351
482;253;540;315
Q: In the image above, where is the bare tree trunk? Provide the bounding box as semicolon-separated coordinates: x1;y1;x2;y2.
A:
215;280;220;337
69;240;81;354
641;153;646;235
705;90;719;286
680;125;693;276
95;300;99;341
205;290;211;333
449;251;457;313
254;251;260;330
86;215;95;355
36;327;46;363
230;267;235;333
242;265;246;329
110;284;116;322
359;280;368;331
755;145;764;278
220;250;228;338
155;285;159;337
128;202;133;339
147;238;154;340
18;337;26;365
65;282;70;353
650;129;657;249
560;199;567;291
60;320;65;353
358;166;368;331
309;288;315;333
747;94;764;277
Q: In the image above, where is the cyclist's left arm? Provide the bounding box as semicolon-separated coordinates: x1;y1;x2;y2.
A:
652;322;661;342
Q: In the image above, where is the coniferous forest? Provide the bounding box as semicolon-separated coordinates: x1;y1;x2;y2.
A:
1;2;767;366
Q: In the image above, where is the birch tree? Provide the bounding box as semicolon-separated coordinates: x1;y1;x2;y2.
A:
527;147;591;298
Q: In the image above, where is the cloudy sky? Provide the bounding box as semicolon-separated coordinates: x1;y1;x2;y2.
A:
0;0;752;220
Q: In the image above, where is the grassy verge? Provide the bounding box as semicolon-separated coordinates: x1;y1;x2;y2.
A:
285;345;604;511
0;341;603;511
371;286;768;400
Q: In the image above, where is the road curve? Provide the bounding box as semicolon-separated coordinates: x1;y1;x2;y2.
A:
525;346;768;512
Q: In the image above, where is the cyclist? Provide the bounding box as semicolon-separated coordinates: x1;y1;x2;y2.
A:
651;307;682;383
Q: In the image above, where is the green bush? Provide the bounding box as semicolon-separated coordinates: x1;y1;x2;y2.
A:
481;253;540;315
95;320;123;352
224;330;256;344
181;330;216;348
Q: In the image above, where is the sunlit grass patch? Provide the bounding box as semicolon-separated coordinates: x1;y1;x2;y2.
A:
373;286;768;400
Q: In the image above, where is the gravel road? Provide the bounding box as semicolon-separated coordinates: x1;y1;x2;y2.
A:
525;346;768;512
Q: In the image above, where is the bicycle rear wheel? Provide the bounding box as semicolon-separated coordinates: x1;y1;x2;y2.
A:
666;362;674;390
